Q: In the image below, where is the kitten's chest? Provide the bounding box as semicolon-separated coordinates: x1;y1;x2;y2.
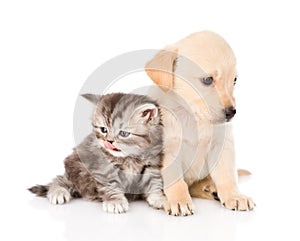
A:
120;169;141;183
118;166;145;193
107;155;157;194
112;157;144;173
118;162;144;181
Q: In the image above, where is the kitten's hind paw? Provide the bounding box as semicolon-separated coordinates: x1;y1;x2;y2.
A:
102;199;129;214
47;188;71;205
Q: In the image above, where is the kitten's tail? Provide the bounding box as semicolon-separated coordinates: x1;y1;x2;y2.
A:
28;185;49;197
28;175;79;205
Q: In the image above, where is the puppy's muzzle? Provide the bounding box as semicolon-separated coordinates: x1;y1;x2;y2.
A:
224;107;236;121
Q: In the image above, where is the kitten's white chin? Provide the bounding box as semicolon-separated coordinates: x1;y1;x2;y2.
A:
107;149;126;157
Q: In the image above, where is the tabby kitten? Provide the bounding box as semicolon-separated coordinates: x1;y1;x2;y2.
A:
29;93;165;214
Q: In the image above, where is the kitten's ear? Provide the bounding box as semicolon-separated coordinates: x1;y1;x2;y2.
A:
81;93;101;105
134;103;158;123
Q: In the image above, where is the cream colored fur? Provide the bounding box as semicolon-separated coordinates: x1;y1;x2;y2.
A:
145;31;255;216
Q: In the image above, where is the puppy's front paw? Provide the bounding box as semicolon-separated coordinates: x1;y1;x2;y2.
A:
221;194;255;211
164;179;194;216
102;199;129;214
165;198;194;216
47;188;71;205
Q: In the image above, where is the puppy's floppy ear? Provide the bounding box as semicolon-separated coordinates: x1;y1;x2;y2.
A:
145;46;178;91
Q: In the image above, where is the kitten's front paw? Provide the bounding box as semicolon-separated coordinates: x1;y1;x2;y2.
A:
102;199;129;214
147;193;166;209
47;188;71;205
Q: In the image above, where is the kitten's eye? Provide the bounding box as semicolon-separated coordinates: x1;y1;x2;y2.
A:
202;76;214;85
100;127;108;134
119;130;130;138
234;77;237;85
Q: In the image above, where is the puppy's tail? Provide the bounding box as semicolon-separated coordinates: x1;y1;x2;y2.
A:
237;169;251;176
28;185;49;197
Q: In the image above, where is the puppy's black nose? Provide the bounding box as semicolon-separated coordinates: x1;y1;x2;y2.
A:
224;107;236;121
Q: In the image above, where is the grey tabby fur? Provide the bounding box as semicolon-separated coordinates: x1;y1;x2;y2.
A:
29;93;165;213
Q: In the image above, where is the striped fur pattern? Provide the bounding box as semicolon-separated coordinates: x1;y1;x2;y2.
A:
29;93;165;213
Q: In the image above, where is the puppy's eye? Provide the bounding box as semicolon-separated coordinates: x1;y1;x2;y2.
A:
234;77;237;85
202;76;214;85
119;130;130;138
100;127;108;134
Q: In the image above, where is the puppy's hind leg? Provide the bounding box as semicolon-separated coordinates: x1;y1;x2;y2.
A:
189;175;219;201
189;170;251;201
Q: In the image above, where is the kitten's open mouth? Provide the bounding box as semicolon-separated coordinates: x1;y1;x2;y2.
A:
104;141;121;152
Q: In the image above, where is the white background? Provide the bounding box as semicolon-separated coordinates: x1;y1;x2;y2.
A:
1;1;300;241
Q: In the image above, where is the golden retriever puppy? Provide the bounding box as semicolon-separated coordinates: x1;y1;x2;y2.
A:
145;31;255;216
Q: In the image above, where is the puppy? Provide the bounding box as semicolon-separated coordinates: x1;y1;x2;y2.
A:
145;31;255;216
